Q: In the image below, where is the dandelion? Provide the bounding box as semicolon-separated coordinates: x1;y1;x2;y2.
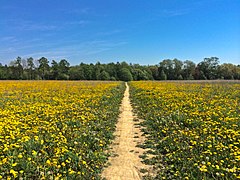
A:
12;163;17;167
46;160;51;165
10;169;18;178
129;81;240;179
32;150;37;156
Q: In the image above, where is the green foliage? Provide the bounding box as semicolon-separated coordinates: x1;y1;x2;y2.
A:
118;68;133;81
38;57;50;80
159;70;167;80
130;81;240;179
0;82;125;179
99;71;110;80
1;56;240;80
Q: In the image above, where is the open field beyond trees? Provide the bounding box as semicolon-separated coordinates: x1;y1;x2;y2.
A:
0;80;239;179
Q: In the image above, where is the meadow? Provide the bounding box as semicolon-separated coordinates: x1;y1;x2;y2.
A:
129;81;240;179
1;80;239;179
0;81;124;179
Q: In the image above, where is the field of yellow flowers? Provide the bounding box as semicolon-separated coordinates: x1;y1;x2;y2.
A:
0;81;124;179
130;81;240;179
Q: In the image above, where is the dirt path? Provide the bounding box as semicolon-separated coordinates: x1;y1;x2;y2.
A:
101;82;148;180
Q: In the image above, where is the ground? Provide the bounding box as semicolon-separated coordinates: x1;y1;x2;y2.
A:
101;83;149;180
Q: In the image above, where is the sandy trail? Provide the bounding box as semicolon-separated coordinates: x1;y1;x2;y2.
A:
101;82;147;180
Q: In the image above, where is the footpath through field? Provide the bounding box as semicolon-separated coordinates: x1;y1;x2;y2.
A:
101;82;147;180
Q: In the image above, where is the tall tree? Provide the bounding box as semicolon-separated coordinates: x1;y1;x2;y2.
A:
15;56;24;79
69;66;85;80
148;65;159;80
197;57;219;80
183;60;195;80
50;60;59;80
38;57;50;80
172;58;183;79
118;68;133;81
59;59;70;74
218;63;240;79
99;70;110;80
27;57;35;80
159;59;174;80
0;64;8;79
159;70;167;80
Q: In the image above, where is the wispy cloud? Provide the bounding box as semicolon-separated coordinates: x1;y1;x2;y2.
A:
1;19;58;31
0;36;18;42
64;7;92;15
0;47;16;54
20;39;128;60
96;29;124;37
66;20;89;26
19;21;57;31
2;18;89;32
161;9;190;17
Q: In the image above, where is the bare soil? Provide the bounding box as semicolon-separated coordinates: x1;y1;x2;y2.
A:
101;82;149;180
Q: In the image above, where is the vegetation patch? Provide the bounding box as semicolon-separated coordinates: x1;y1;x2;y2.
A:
130;81;240;179
0;81;125;179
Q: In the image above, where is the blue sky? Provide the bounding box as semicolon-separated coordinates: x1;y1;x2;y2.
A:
0;0;239;65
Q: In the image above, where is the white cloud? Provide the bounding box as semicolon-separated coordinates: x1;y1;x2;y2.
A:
20;39;128;60
96;29;124;37
66;20;89;26
161;9;190;17
64;7;92;15
19;22;57;31
0;36;17;42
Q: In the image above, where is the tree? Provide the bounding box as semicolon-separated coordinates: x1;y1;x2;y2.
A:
27;57;35;80
80;63;93;80
183;60;196;80
172;58;183;79
148;65;159;80
0;64;8;79
177;74;183;80
159;59;174;80
197;57;219;80
59;59;70;73
2;56;238;81
118;68;133;81
50;60;59;80
38;57;50;80
159;70;167;80
69;66;85;80
132;69;149;80
15;56;24;79
98;70;110;80
218;63;240;79
105;63;118;79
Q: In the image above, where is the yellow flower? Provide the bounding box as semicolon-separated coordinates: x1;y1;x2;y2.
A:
68;168;75;174
12;162;17;167
32;150;37;156
46;159;51;165
10;169;18;178
61;162;66;167
199;165;208;172
40;140;44;145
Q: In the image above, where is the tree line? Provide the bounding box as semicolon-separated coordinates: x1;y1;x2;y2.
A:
0;56;239;81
